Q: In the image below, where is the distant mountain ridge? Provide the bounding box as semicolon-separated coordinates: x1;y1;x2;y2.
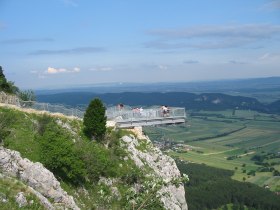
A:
35;77;280;104
37;92;280;114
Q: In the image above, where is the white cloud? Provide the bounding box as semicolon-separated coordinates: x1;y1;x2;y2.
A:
30;47;105;55
38;74;46;79
62;0;78;7
158;65;168;70
259;53;270;60
259;53;280;61
146;24;280;50
261;0;280;11
184;60;199;64
89;66;113;71
228;60;247;64
149;24;280;39
73;67;80;72
45;67;81;74
46;67;66;74
30;70;38;74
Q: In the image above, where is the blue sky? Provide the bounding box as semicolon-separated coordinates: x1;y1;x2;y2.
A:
0;0;280;89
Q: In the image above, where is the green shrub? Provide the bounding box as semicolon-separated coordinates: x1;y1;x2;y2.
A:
38;122;86;184
78;141;119;181
37;114;52;135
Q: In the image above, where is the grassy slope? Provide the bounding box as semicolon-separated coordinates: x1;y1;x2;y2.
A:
1;107;41;161
0;106;112;208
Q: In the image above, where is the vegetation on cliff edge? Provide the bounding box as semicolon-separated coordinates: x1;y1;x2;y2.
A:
0;106;166;209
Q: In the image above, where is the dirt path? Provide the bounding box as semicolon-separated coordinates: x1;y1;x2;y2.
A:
202;148;237;156
202;149;255;157
259;139;280;147
238;151;255;157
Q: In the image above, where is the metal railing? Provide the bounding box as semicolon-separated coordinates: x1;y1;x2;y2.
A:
0;92;84;118
1;92;186;122
106;106;186;122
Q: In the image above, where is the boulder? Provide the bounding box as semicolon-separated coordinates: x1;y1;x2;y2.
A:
15;192;27;208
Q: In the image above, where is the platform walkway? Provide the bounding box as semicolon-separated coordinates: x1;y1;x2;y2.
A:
106;106;186;128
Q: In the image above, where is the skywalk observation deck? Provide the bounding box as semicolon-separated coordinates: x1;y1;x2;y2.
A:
106;106;186;128
0;92;186;128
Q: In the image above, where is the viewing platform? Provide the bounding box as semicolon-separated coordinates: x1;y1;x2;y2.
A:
1;92;186;128
106;106;186;128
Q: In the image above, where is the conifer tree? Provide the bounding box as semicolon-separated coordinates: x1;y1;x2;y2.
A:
83;98;107;141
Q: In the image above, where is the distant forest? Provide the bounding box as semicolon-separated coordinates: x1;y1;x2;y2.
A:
176;162;280;210
37;92;280;114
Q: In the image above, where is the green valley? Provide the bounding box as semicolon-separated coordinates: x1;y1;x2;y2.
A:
144;109;280;192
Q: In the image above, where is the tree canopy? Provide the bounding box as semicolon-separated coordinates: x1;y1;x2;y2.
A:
83;98;107;141
0;66;19;94
177;161;280;210
19;90;36;101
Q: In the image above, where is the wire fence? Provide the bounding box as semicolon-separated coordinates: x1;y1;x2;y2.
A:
0;92;85;118
19;101;85;118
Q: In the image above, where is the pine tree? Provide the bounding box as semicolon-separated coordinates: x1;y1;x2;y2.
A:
83;98;107;141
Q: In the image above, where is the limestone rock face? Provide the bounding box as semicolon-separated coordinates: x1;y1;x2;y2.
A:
121;134;188;210
15;192;28;208
0;147;80;210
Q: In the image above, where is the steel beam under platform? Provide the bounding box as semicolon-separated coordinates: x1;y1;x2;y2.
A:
115;117;186;128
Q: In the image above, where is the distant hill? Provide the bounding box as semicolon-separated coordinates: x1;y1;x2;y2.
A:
37;92;278;113
36;77;280;104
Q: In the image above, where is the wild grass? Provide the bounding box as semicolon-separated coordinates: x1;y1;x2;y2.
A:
0;175;44;210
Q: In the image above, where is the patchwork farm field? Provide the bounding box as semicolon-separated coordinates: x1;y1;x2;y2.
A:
144;110;280;191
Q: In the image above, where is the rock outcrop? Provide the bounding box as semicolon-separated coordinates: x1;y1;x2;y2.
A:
0;146;80;210
0;91;20;105
15;192;28;208
121;132;188;210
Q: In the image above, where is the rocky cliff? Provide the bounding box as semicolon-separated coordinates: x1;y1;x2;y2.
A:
0;136;188;209
0;146;79;210
122;127;188;210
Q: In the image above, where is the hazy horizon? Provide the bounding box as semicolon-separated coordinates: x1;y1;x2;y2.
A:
33;77;280;93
